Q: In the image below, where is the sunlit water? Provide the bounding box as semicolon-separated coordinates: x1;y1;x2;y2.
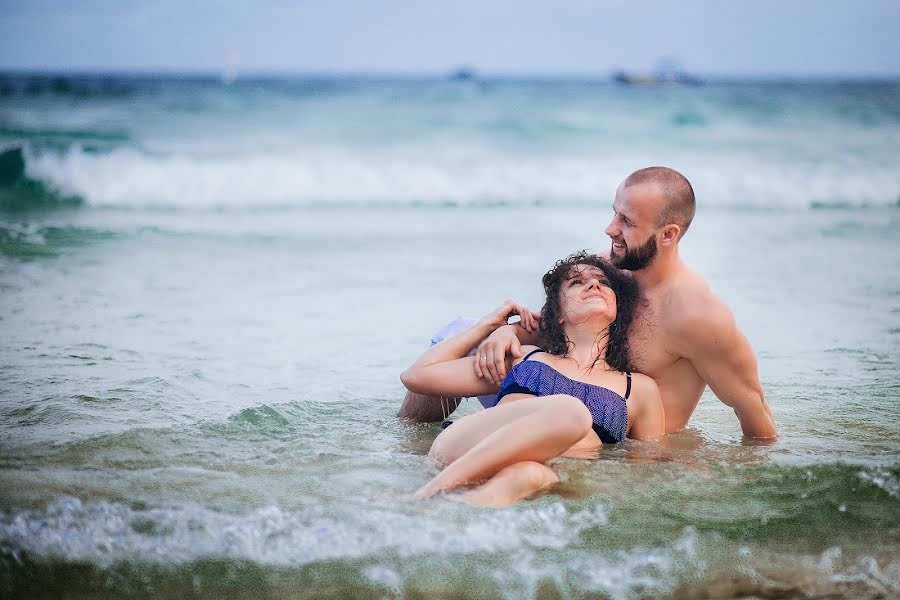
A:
0;75;898;598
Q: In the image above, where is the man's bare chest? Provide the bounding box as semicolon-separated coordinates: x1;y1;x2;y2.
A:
628;299;679;375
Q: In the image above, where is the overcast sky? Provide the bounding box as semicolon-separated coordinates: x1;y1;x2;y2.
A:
1;0;898;77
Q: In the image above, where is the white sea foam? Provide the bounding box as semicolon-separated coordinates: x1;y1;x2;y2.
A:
858;468;900;498
0;496;612;566
4;498;897;598
22;144;899;210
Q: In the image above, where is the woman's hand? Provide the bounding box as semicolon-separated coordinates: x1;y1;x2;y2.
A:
477;299;538;333
473;300;539;384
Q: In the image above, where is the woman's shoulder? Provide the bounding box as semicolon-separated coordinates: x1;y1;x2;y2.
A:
511;345;544;367
629;372;660;398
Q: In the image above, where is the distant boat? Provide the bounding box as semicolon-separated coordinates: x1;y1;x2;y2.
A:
448;67;476;82
612;63;701;87
221;51;239;86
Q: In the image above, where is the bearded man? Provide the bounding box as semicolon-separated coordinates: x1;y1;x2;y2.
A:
400;166;777;439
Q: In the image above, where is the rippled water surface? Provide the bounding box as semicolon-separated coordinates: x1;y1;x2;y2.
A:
1;76;899;598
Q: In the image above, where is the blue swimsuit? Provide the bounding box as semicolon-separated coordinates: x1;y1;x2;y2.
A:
488;349;631;444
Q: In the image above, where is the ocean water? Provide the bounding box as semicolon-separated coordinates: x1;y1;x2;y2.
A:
0;74;898;599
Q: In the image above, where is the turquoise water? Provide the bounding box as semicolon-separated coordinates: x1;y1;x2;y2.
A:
1;75;899;598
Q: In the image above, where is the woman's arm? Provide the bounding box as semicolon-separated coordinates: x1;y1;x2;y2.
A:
474;323;541;383
401;300;536;398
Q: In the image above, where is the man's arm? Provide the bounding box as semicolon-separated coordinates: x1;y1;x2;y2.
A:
678;302;777;439
474;323;542;383
398;391;461;423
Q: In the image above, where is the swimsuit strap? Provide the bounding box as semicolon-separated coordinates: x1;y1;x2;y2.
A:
522;348;545;361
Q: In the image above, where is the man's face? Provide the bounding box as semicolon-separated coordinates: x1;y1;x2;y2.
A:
604;182;664;271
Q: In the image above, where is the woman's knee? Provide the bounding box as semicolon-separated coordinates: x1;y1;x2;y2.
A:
426;413;479;463
428;432;455;465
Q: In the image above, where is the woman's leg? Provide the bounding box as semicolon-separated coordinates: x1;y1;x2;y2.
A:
458;461;559;507
428;394;583;465
414;394;592;499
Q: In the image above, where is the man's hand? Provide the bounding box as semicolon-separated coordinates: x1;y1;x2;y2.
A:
474;325;523;385
471;300;539;384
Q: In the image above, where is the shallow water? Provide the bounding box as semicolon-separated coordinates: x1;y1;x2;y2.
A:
1;76;899;598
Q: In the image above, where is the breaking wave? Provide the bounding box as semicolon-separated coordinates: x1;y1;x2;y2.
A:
2;496;897;598
13;143;899;210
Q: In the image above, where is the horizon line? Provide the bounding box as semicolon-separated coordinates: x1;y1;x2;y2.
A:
1;67;899;82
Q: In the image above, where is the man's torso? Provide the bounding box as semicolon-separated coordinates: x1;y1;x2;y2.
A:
628;267;711;432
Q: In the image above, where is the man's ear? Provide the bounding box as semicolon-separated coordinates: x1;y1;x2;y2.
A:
660;224;681;246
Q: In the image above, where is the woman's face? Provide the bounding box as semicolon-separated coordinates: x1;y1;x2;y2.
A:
557;264;618;326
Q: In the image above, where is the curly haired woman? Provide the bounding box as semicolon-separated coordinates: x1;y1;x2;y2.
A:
401;252;665;506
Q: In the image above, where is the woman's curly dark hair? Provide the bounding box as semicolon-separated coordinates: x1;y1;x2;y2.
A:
538;251;639;372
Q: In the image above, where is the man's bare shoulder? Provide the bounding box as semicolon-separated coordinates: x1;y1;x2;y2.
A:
664;268;736;347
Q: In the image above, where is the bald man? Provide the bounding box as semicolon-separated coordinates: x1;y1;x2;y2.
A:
400;166;776;439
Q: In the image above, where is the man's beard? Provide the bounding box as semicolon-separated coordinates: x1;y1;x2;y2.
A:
610;234;658;270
